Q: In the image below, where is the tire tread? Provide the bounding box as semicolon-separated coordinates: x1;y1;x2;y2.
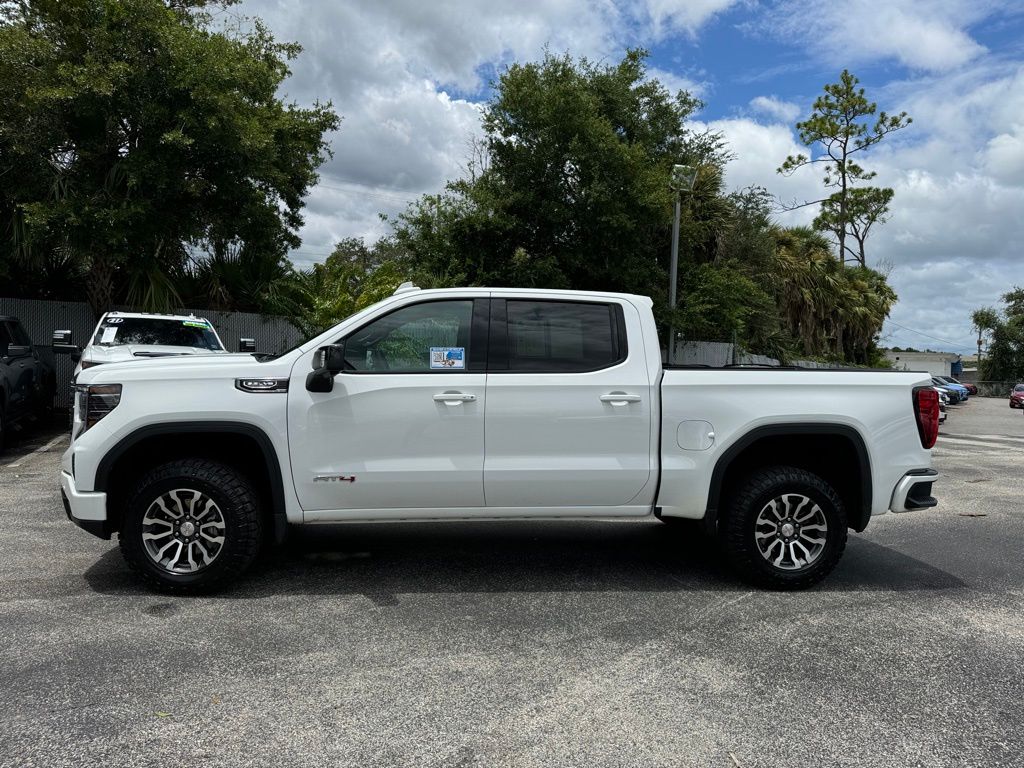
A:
119;459;262;593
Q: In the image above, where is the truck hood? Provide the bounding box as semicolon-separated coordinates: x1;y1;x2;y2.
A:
84;344;226;363
77;349;301;385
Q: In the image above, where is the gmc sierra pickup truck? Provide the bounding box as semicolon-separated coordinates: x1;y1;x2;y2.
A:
58;285;940;592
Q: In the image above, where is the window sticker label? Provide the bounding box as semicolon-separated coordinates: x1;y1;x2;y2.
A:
106;317;123;324
182;320;209;328
100;326;118;343
430;347;465;369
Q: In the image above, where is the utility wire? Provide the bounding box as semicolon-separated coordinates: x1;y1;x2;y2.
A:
884;319;978;351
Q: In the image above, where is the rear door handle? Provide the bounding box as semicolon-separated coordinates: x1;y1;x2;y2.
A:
600;393;642;405
434;392;476;405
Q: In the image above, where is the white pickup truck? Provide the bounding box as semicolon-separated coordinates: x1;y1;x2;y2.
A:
59;285;940;592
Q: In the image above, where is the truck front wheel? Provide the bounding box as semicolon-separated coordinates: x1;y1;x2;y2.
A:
119;459;263;593
722;466;847;590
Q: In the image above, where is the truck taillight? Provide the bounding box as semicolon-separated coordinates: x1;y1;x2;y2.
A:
913;387;939;449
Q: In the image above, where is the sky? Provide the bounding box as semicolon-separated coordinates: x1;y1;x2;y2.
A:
239;0;1024;356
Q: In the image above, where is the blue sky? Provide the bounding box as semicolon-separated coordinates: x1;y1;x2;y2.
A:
243;0;1024;357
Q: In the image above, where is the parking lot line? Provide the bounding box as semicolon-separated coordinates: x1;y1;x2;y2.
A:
5;435;67;469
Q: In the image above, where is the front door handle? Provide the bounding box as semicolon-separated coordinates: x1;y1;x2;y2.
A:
600;392;642;405
434;392;476;405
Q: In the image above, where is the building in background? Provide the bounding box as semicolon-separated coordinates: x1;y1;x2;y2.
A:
885;350;962;377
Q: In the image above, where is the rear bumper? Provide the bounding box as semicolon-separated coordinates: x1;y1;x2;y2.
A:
60;470;111;539
889;468;938;513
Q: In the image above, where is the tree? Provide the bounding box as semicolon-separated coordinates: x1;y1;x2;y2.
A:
383;50;896;365
0;0;338;314
778;70;910;266
392;49;722;302
975;290;1024;381
971;307;1000;365
291;238;410;336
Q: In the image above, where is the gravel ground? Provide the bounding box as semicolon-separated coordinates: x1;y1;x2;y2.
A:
0;398;1022;768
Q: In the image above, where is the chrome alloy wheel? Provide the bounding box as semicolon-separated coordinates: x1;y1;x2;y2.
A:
754;493;828;571
141;489;226;574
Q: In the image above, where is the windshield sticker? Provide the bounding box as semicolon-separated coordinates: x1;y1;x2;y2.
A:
106;317;123;324
100;326;118;344
182;320;209;328
430;347;465;369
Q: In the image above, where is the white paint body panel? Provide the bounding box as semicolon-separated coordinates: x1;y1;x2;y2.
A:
483;293;655;510
287;367;486;510
62;287;935;532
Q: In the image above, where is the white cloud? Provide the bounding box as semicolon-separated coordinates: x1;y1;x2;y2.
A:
641;0;741;38
704;58;1024;352
236;0;1021;355
647;67;706;99
761;0;998;73
239;0;625;258
749;95;801;123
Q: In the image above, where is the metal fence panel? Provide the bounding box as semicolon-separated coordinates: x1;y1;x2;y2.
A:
1;297;304;410
973;381;1020;398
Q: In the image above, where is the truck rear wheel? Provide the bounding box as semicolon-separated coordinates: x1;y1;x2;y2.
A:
722;465;847;590
119;459;263;593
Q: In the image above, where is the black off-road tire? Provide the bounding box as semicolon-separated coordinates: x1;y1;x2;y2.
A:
119;459;263;593
722;465;847;590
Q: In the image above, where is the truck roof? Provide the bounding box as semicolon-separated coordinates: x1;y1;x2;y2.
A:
391;284;654;306
101;311;212;323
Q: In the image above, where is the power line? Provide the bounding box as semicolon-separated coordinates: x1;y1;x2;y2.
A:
316;181;416;205
884;320;977;351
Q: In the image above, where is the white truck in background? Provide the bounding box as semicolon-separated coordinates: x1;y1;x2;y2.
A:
52;311;256;378
57;284;940;592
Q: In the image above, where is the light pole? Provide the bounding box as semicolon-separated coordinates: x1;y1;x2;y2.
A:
667;164;698;364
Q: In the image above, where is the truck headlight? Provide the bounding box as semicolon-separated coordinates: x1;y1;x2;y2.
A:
74;383;122;435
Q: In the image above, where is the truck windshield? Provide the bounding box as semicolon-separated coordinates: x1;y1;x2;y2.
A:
92;318;223;350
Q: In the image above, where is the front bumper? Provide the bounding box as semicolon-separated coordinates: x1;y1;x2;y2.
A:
889;469;939;513
60;470;111;539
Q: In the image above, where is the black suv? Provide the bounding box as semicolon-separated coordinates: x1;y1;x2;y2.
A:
0;316;56;449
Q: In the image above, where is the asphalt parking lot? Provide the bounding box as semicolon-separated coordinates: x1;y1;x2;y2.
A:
1;398;1022;768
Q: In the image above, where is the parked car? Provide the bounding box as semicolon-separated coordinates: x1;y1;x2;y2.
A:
52;311;256;378
59;284;940;593
935;376;971;400
0;316;56;449
931;378;963;404
1010;384;1024;409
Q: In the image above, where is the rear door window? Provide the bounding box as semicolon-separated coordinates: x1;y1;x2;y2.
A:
500;300;626;373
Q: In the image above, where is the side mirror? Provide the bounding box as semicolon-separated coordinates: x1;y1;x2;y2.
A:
6;344;30;359
238;338;257;353
306;343;346;392
52;330;81;360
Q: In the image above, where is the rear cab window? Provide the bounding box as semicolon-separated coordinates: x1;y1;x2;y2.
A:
490;299;627;372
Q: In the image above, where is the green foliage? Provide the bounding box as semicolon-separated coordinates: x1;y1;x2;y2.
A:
779;70;910;266
380;52;896;365
771;226;896;362
290;238;412;336
392;49;719;299
977;289;1024;381
0;0;338;315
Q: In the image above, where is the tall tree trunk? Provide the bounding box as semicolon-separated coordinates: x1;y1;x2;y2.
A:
86;255;115;318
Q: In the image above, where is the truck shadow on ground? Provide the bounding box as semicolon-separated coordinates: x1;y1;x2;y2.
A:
83;519;965;599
